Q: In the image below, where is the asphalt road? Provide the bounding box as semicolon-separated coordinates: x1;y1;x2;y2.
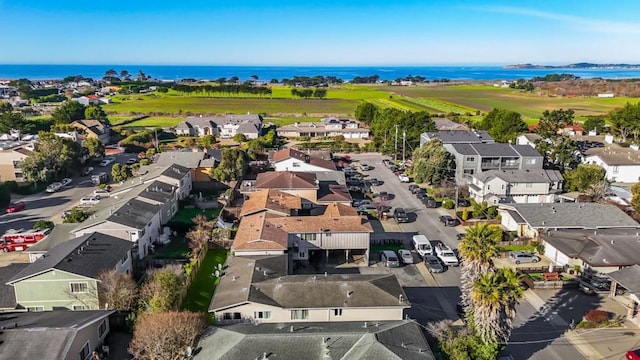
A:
350;153;585;360
0;153;139;236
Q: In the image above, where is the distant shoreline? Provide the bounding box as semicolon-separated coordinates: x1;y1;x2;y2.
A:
504;62;640;70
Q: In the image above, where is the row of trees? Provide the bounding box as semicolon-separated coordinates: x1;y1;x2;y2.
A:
171;83;272;97
290;88;327;99
430;223;524;359
280;75;343;87
103;68;151;83
355;102;436;154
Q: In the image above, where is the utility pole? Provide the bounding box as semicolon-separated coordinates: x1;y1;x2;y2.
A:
402;130;406;163
394;125;399;161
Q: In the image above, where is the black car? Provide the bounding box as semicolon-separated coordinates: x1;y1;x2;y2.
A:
439;215;460;227
408;184;419;193
416;192;428;201
393;208;409;223
423;196;438;208
458;199;471;207
378;191;392;201
456;233;466;241
369;178;383;186
424;255;444;273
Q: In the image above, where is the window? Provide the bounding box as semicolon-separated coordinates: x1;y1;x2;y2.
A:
14;172;23;179
223;313;232;320
27;306;44;312
140;228;146;236
300;233;316;241
12;160;22;168
333;309;343;317
291;309;309;320
299;251;305;258
466;157;475;162
463;169;474;175
233;312;241;319
526;158;537;165
79;342;90;360
73;305;88;311
70;282;88;293
612;166;619;173
254;311;272;319
98;320;107;338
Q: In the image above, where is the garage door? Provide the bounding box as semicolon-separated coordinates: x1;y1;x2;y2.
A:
544;243;569;266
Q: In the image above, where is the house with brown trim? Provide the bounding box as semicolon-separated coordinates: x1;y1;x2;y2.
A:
242;171;351;205
71;119;110;145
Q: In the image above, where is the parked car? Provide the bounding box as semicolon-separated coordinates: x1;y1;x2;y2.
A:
99;157;116;167
626;348;640;360
378;192;392;201
80;166;94;176
439;215;459;227
93;189;110;198
369;178;382;186
393;208;409;223
80;196;101;205
435;243;459;266
457;198;471;207
509;251;540;264
353;199;372;207
382;159;390;167
456;233;466;241
408;184;419;193
416;192;428;201
380;251;400;267
61;178;72;187
398;173;410;183
356;204;378;215
423;196;438;208
360;163;370;171
424;255;444;273
5;202;25;214
46;182;63;193
398;249;414;264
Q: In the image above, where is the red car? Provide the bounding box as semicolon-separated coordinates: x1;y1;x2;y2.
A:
5;202;25;213
628;349;640;360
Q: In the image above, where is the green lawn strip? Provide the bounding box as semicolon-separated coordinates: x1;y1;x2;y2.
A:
119;116;183;127
404;97;477;114
154;238;191;259
499;244;536;253
181;249;229;312
171;207;222;226
371;244;405;253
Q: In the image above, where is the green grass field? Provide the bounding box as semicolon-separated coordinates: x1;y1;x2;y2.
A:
118;116;183;127
181;249;229;312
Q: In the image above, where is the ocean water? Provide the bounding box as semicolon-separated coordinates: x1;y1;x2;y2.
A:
0;64;639;81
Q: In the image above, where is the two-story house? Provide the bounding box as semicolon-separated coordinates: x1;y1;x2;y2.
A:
118;163;192;200
209;255;409;324
6;232;132;311
0;310;115;360
445;143;544;184
582;145;640;183
276;118;370;139
71;119;110;145
271;148;337;172
0;141;33;181
469;169;564;204
175;114;262;139
154;150;225;192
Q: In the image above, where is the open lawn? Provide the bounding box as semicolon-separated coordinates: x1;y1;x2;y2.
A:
181;249;229;312
104;94;357;115
170;207;222;226
118;116;183;127
378;85;636;120
153;238;190;260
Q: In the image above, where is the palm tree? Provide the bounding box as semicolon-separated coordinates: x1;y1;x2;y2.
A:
471;268;524;343
458;223;502;311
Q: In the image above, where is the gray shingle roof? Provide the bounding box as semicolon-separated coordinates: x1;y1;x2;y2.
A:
107;198;161;229
474;169;563;184
542;229;640;267
155;151;205;168
25;223;77;253
135;180;175;204
194;321;435;360
0;263;27;309
607;264;640;293
422;130;493;144
160;163;191;180
0;310;113;360
7;232;132;283
450;143;542;157
502;203;639;229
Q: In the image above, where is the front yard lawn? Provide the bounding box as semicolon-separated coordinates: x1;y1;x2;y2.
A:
170;207;222;226
181;249;229;313
153;238;190;259
500;244;536;253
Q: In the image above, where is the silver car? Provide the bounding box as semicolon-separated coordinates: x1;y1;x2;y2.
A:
398;249;414;264
509;251;540;264
380;251;400;268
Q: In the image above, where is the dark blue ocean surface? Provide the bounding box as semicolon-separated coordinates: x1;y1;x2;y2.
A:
1;64;640;81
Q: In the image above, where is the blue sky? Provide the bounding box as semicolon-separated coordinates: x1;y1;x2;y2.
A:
1;0;640;65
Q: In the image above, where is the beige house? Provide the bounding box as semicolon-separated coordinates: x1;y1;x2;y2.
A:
469;169;564;204
71;119;110;145
209;255;409;324
0;142;32;181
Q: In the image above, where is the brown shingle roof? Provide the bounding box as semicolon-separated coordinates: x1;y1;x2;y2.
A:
232;212;289;251
254;171;318;189
317;183;352;203
239;189;303;218
323;202;357;217
268;215;373;233
272;148;337;171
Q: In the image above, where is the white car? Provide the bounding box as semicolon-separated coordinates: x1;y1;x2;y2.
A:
398;173;410;183
80;196;101;205
361;164;371;171
93;189;110;198
435;244;459;266
99;157;116;167
398;249;414;264
353;199;372;207
46;182;62;193
61;178;72;187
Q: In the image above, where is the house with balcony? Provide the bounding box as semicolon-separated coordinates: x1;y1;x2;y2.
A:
175;114;262;139
469;169;564;204
209;255;408;324
498;203;639;239
6;232;132;311
71;119;110;145
445;143;544;184
0;310;115;360
420;129;494;147
582;145;640;183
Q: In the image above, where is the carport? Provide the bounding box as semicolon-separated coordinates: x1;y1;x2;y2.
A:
607;264;640;326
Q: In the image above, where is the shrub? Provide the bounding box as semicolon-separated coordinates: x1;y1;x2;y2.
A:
442;199;455;209
535;243;545;254
461;208;469;221
585;309;610;325
4;181;18;192
486;206;498;219
140;159;151;165
33;220;54;230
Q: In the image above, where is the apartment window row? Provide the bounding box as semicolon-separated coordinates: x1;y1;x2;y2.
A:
222;312;242;320
300;233;316;242
70;282;89;293
73;305;88;311
27;306;44;312
254;311;272;319
291;309;309;320
79;342;91;360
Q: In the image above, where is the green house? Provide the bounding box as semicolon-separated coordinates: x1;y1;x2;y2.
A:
6;232;132;311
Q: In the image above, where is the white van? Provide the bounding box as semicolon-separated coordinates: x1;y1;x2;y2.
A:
412;234;433;257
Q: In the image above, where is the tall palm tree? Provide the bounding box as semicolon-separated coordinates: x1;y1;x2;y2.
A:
471;268;524;343
458;223;502;311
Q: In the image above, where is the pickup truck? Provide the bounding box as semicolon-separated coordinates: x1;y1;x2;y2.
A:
435;243;459;266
